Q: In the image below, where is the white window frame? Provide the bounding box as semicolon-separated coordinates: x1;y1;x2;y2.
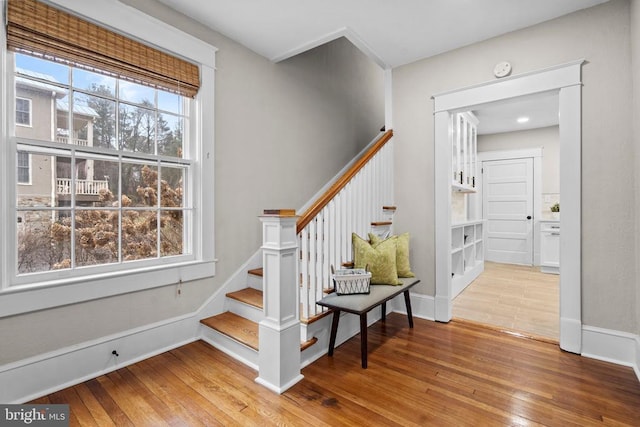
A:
0;0;217;316
16;150;31;185
15;96;31;127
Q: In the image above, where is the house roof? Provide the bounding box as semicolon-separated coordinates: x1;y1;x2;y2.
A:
16;72;66;99
155;0;609;68
16;68;98;118
56;100;99;118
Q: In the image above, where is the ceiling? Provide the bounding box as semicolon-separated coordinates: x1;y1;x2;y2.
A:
474;91;560;135
156;0;608;68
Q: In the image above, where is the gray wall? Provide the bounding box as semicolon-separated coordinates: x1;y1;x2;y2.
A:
0;0;384;364
478;126;560;194
632;0;640;336
393;0;636;333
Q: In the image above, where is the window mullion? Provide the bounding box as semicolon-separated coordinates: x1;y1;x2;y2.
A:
118;154;123;264
156;160;161;259
68;65;76;270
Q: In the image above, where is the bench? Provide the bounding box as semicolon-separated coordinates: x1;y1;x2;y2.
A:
316;277;420;368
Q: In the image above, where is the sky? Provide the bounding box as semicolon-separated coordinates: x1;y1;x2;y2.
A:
15;53;184;116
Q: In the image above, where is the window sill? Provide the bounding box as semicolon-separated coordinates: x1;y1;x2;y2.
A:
0;260;216;318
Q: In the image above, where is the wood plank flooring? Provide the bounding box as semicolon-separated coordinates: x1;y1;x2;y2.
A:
453;261;559;340
31;313;640;426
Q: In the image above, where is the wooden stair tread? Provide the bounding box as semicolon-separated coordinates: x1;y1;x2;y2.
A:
371;221;392;226
301;309;333;325
201;312;319;352
300;337;318;352
227;288;263;309
248;267;263;277
201;312;259;351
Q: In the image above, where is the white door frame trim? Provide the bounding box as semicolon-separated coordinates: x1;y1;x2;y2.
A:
478;148;543;265
433;60;583;353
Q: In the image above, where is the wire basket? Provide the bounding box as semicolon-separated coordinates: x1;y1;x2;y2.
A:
332;266;371;295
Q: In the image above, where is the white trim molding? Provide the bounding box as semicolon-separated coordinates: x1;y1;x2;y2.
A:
581;326;639;381
393;292;435;322
1;0;218;315
0;313;200;404
433;60;584;354
636;336;640;381
270;26;388;69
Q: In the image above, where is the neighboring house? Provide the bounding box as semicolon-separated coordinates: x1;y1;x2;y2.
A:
15;69;105;218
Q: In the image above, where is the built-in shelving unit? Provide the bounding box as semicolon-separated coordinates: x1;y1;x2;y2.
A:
451;219;484;298
451;111;479;193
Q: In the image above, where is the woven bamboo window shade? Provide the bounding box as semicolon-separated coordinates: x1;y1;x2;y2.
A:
6;0;200;97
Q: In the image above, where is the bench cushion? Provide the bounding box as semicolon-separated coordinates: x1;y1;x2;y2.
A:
317;278;420;314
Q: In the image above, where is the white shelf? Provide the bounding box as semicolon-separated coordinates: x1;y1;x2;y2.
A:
451;220;484;298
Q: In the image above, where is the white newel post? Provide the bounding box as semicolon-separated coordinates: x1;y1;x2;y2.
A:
255;211;304;394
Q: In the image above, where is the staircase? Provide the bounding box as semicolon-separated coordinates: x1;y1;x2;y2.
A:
197;130;395;392
200;268;318;369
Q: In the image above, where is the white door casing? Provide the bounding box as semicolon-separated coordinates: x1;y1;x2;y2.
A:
433;60;583;354
483;158;533;265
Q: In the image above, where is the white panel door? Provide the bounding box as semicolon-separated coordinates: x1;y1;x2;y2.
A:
483;158;533;265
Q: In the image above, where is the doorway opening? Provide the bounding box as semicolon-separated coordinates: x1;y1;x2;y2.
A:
433;61;583;353
452;117;560;340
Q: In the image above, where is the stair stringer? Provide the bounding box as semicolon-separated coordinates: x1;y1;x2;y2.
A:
197;249;263;320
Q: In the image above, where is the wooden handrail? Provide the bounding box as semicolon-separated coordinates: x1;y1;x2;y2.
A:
296;129;393;233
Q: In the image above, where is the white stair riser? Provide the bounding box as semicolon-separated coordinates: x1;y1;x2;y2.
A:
247;274;263;290
226;298;264;323
199;325;258;370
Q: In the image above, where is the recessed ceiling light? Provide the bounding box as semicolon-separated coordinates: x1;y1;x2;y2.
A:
517;116;530;124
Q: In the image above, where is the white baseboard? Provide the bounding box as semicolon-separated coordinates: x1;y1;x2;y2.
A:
394;292;435;321
635;336;640;382
581;325;639;378
560;316;582;354
0;313;200;403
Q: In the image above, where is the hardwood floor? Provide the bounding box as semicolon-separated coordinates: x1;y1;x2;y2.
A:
31;313;640;426
453;261;559;340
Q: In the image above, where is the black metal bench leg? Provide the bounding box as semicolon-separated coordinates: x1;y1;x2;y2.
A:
381;301;386;321
328;310;341;357
403;290;414;328
360;313;368;368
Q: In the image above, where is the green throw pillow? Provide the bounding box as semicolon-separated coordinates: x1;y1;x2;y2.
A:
352;233;401;285
369;232;416;278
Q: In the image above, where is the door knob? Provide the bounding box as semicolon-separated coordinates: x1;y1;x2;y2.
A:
526;216;532;220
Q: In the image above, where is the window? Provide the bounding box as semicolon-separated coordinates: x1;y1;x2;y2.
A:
1;0;216;316
15;97;31;126
16;151;30;184
14;53;192;274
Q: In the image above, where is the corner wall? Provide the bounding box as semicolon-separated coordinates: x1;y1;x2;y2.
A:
393;0;636;334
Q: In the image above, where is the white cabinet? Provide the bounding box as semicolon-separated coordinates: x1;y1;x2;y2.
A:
451;111;479;193
540;220;560;274
451;220;484;298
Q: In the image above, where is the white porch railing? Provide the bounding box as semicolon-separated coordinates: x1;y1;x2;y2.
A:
56;178;109;195
56;135;89;146
296;131;394;320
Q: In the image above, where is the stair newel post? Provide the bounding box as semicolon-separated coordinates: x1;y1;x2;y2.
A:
255;210;304;394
